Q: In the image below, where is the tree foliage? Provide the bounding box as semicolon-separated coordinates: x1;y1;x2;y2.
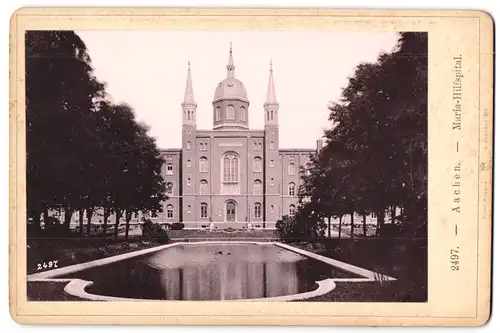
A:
26;31;167;239
296;32;428;238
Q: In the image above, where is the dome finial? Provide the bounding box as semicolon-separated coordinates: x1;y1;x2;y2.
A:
227;41;235;78
270;58;273;71
188;60;191;70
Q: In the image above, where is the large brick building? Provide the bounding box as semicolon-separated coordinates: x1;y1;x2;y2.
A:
154;45;319;229
61;45;319;231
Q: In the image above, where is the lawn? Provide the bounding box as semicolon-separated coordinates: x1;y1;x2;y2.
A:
27;238;166;275
291;237;427;302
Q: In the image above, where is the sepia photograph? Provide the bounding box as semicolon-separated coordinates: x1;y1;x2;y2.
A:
25;29;428;303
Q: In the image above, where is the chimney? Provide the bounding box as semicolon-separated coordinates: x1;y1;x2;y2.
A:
316;139;323;153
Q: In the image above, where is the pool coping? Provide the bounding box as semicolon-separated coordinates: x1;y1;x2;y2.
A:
27;241;396;302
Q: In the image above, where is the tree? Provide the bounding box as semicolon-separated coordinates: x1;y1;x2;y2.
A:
296;32;427;239
333;33;427;236
26;31;105;231
95;102;167;240
122;123;167;240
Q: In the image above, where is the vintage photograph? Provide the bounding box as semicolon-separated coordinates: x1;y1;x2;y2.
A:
25;30;427;302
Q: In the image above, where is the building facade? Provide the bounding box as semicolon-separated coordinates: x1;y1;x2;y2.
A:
157;45;318;229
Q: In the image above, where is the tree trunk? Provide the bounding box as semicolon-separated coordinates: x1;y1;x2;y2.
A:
350;212;354;238
338;215;343;238
362;213;367;236
64;206;73;230
391;205;396;224
32;210;41;230
114;208;121;240
86;208;94;237
43;207;50;228
103;208;109;237
125;211;132;241
327;216;331;238
78;209;84;237
376;208;385;236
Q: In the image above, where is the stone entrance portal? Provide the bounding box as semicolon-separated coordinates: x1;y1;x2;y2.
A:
226;201;236;222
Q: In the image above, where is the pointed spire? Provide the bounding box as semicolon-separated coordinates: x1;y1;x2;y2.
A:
226;41;235;78
265;59;277;105
183;60;196;105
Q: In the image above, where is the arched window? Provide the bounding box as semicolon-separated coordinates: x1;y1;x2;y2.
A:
166;205;174;219
253;157;262;173
215;106;221;121
200;203;208;218
270;110;274;121
270;160;275;168
187;178;191;187
289;204;296;217
270;141;275;149
267;110;270;121
186;141;191;150
288;182;296;196
254;203;262;219
223;153;239;183
227;105;235;119
166;163;173;175
288;163;296;175
199;157;208;172
166;182;174;195
222;152;239;194
253;179;262;195
186;159;191;168
199;179;208;195
240;106;246;120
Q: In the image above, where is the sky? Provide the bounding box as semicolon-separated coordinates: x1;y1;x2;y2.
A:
77;31;400;149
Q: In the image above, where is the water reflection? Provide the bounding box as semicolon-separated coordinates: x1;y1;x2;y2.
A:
62;244;359;301
149;244;312;300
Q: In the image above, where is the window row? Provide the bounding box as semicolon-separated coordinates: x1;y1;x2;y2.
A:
252;141;276;150
266;110;277;121
167;180;295;196
185;110;194;121
253;142;263;150
164;203;296;219
168;160;296;175
197;202;263;219
215;105;247;121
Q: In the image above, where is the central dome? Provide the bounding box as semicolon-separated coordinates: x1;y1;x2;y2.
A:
212;43;250;131
214;77;248;102
213;42;249;103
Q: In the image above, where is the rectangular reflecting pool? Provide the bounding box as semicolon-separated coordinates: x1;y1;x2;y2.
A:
57;243;364;301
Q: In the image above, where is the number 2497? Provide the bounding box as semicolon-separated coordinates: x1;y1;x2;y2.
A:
450;248;459;271
37;260;58;270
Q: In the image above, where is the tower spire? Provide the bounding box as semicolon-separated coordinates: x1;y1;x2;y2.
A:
265;59;277;105
183;60;196;106
226;41;235;78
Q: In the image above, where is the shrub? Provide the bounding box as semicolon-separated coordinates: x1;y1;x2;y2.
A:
275;213;322;243
170;222;185;230
275;215;303;242
141;219;169;244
